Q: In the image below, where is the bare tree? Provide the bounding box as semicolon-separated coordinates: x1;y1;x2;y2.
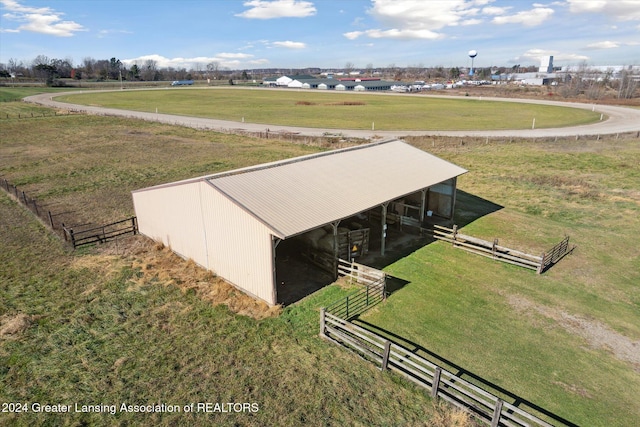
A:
344;62;355;74
207;61;221;80
617;69;638;99
142;59;158;81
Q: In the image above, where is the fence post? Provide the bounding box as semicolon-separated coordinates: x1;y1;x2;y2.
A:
69;228;76;248
431;367;442;398
319;308;326;338
132;216;138;234
490;399;503;427
452;225;458;247
345;296;349;319
366;285;370;307
48;211;55;229
492;238;498;259
381;341;391;371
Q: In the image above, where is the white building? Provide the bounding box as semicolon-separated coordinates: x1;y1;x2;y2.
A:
539;56;554;73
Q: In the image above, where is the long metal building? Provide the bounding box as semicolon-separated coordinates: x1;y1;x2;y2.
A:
132;139;467;306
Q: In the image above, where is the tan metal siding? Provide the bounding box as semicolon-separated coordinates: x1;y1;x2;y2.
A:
133;180;208;267
199;181;275;305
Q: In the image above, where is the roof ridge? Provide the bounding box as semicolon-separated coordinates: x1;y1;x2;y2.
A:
207;138;400;181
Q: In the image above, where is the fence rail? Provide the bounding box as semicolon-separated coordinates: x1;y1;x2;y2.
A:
1;177;61;230
320;311;556;427
324;259;386;320
63;217;138;248
428;225;574;274
1;177;137;249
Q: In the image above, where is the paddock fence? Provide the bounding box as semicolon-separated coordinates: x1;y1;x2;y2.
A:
1;177;138;249
323;259;386;320
428;225;575;274
1;177;64;232
320;311;557;427
62;217;138;249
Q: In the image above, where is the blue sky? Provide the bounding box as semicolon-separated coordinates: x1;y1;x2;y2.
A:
1;0;639;70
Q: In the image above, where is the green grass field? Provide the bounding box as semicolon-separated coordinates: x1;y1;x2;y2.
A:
57;87;601;131
1;89;639;426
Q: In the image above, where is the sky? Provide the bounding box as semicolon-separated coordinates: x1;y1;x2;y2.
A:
1;0;639;71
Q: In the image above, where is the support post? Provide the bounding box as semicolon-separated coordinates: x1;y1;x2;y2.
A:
332;221;340;278
381;341;391;371
491;399;503;427
380;202;388;256
319;308;326;338
452;225;458;246
419;188;427;222
431;367;442;398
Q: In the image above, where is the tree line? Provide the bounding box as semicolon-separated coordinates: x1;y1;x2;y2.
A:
0;55;231;85
1;55;637;99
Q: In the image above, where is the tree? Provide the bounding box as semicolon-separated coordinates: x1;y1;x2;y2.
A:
34;63;58;86
128;64;140;80
617;69;638;99
207;61;221;80
82;57;96;79
344;62;355;74
141;59;158;81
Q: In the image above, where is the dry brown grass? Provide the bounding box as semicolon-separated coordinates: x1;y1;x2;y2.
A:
105;236;283;319
428;401;477;427
0;313;32;339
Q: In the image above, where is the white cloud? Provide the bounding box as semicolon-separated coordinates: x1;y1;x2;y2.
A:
516;48;589;63
0;0;86;36
272;40;306;49
235;0;316;19
344;27;442;40
344;0;493;40
482;5;510;15
586;40;620;49
122;53;266;70
492;6;554;26
566;0;640;21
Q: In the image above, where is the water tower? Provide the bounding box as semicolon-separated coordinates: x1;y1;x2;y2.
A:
468;50;478;77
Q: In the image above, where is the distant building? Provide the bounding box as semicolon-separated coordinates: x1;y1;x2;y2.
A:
539;56;554;73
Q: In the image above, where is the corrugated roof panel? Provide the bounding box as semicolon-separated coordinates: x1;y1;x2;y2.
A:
207;140;467;238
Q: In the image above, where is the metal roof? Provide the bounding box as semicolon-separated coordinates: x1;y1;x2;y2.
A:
206;139;467;239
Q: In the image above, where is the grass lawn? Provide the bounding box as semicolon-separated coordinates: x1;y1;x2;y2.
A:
57;87;601;131
1;93;638;426
359;136;640;427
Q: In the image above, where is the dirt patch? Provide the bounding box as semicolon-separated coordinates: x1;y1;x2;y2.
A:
113;237;282;319
508;295;640;371
551;380;593;398
0;313;32;339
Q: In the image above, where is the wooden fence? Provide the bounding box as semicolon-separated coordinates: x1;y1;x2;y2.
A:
337;258;385;286
538;236;573;274
1;177;138;249
429;225;574;274
320;311;556;427
324;259;386;320
63;217;138;248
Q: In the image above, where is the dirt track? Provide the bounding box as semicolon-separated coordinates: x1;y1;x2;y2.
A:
25;90;640;140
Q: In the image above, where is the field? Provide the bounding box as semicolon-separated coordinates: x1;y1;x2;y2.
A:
56;87;602;131
1;88;639;426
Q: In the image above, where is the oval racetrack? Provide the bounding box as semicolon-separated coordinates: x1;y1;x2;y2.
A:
25;90;640;139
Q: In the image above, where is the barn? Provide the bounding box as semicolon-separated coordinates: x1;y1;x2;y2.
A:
132;140;467;306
